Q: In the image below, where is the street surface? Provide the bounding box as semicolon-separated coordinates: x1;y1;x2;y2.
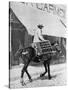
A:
10;63;67;88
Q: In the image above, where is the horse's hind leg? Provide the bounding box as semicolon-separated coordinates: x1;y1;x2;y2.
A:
21;60;32;84
20;64;27;85
25;69;32;82
40;61;47;77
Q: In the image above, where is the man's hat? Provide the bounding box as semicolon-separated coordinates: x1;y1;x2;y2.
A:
37;24;44;29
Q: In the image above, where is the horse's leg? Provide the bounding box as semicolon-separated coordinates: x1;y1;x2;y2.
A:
47;60;52;79
40;61;47;77
21;59;32;84
20;64;27;85
25;69;32;82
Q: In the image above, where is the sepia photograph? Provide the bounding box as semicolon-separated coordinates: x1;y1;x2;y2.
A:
9;2;67;88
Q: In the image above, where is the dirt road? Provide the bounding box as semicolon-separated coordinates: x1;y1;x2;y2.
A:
10;63;67;88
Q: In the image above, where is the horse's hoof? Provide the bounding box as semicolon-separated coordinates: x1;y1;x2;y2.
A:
20;79;26;86
40;74;44;77
21;81;26;86
29;79;32;82
22;82;26;86
48;76;52;80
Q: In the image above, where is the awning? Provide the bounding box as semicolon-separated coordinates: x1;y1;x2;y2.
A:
10;2;66;38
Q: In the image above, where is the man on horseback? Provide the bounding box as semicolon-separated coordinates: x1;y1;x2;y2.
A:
33;24;46;42
32;24;47;55
15;25;57;85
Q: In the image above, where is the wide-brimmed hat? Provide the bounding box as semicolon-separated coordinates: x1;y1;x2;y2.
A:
37;24;44;29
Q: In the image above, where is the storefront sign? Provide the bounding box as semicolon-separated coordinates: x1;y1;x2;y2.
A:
22;2;65;18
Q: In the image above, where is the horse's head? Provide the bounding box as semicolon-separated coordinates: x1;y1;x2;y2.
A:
51;41;61;54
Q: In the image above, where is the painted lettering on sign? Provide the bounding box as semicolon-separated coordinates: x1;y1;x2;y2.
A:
22;2;65;18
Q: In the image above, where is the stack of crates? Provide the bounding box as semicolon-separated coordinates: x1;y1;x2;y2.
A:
39;40;52;55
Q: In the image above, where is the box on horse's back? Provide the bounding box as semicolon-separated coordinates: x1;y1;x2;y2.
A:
32;40;52;56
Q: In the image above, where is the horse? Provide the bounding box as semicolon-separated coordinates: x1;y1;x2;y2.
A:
15;41;61;85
